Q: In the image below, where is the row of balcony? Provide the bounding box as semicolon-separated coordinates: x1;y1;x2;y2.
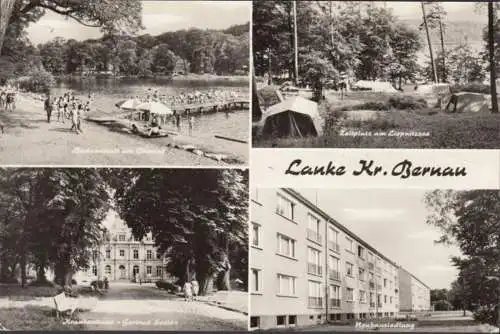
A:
308;298;384;309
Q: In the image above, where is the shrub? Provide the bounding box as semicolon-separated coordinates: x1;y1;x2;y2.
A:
388;95;428;110
90;280;105;289
338;101;389;112
450;82;490;94
8;68;55;94
473;306;498;326
155;280;179;292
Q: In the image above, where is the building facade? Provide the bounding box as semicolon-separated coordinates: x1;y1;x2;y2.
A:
84;218;167;281
398;267;431;312
250;188;424;330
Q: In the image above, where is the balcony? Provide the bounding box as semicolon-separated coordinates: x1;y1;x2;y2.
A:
328;241;340;253
329;298;341;308
308;262;323;276
308;297;323;308
329;270;340;281
307;229;322;244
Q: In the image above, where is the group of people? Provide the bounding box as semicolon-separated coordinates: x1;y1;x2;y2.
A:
0;89;17;112
44;91;94;135
141;88;241;106
183;279;200;302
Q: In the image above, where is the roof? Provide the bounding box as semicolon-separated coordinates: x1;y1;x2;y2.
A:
398;266;431;290
283;188;400;270
264;96;319;119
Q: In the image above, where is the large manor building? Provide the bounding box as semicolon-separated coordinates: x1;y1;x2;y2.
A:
83;217;167;281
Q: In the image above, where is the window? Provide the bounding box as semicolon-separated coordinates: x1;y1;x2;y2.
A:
384;278;387;288
276;193;295;220
345;237;353;252
119;249;125;257
251;222;261;247
250;317;260;329
390;296;393;304
147;250;152;260
328;228;340;252
307;247;322;276
133;249;139;259
384;295;387;303
308;280;322;307
156;266;163;277
119;234;126;241
289;315;297;325
358;245;365;259
277;233;296;258
92;250;98;259
307;214;322;243
276;315;286;326
157;252;161;259
346;287;354;302
346;262;354;277
92;265;97;276
359;268;366;281
330;285;341;307
146;266;152;275
251;269;261;293
359;290;366;303
277;274;296;296
106;249;110;259
105;265;111;275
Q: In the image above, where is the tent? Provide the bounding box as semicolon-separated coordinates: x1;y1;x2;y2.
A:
260;96;322;138
415;83;451;96
136;101;173;115
445;92;489;113
116;98;141;110
351;80;397;93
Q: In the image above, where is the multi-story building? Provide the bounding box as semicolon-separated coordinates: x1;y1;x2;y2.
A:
83;217;167;281
398;267;431;312
250;188;409;330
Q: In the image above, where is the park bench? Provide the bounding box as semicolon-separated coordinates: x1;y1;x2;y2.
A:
53;292;78;319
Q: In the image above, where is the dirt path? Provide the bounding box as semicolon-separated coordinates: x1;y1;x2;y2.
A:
0;95;223;166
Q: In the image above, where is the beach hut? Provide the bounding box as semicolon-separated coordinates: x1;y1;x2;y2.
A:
260;96;322;138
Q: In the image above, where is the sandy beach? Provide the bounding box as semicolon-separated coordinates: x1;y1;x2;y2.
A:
0;93;230;166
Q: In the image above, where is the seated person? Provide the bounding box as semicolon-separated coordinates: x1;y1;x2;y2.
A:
148;119;161;137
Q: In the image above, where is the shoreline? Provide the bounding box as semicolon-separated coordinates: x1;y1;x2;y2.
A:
0;92;233;166
54;73;249;84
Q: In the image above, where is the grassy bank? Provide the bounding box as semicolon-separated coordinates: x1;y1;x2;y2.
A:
0;306;84;330
253;90;500;149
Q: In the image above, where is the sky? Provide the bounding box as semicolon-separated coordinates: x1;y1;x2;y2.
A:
25;1;251;45
297;189;462;290
384;2;486;23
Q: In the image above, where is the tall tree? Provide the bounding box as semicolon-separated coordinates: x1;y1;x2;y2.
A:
421;1;438;83
0;0;143;56
488;1;499;113
421;2;447;82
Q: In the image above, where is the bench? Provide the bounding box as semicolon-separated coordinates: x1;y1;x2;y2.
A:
53;292;78;319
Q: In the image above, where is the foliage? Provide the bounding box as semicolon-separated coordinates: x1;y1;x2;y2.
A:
450;83;490;94
11;67;55;93
388;95;428;110
424;190;500;325
113;169;248;295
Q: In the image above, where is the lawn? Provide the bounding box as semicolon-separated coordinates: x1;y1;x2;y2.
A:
0;284;61;300
253;90;500;149
0;306;85;330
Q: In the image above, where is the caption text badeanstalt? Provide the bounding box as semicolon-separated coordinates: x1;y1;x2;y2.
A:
284;159;467;179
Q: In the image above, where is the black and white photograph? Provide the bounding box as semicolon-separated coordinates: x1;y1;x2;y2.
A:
0;168;248;331
0;1;250;166
252;1;500;149
250;188;499;332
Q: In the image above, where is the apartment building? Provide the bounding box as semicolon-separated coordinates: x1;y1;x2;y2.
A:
398;267;431;312
250;188;402;330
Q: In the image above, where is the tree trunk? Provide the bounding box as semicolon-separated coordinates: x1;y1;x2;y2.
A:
439;19;446;82
288;4;294;81
36;265;46;283
488;1;498;113
0;0;16;56
54;261;73;286
20;252;26;287
421;2;438;83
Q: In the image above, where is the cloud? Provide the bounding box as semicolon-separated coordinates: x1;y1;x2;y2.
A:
342;208;405;221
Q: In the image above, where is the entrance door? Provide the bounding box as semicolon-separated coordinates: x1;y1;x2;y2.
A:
133;265;139;279
119;265;126;279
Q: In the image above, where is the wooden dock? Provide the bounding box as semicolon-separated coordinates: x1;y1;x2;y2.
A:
168;98;249;115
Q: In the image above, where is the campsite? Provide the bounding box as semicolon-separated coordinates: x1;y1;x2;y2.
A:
252;1;500;149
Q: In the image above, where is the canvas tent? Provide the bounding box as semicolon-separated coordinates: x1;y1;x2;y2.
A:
260;96;322;138
415;83;451;96
445;92;489;113
351;80;398;93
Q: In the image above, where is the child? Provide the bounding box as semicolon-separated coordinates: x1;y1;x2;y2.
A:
191;280;199;301
183;281;193;302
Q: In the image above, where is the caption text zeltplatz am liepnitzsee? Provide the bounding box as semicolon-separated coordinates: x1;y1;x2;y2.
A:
284;159;467;179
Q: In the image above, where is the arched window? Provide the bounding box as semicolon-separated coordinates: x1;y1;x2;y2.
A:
105;265;111;275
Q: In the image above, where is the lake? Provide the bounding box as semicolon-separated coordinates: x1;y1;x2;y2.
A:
51;77;249;142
